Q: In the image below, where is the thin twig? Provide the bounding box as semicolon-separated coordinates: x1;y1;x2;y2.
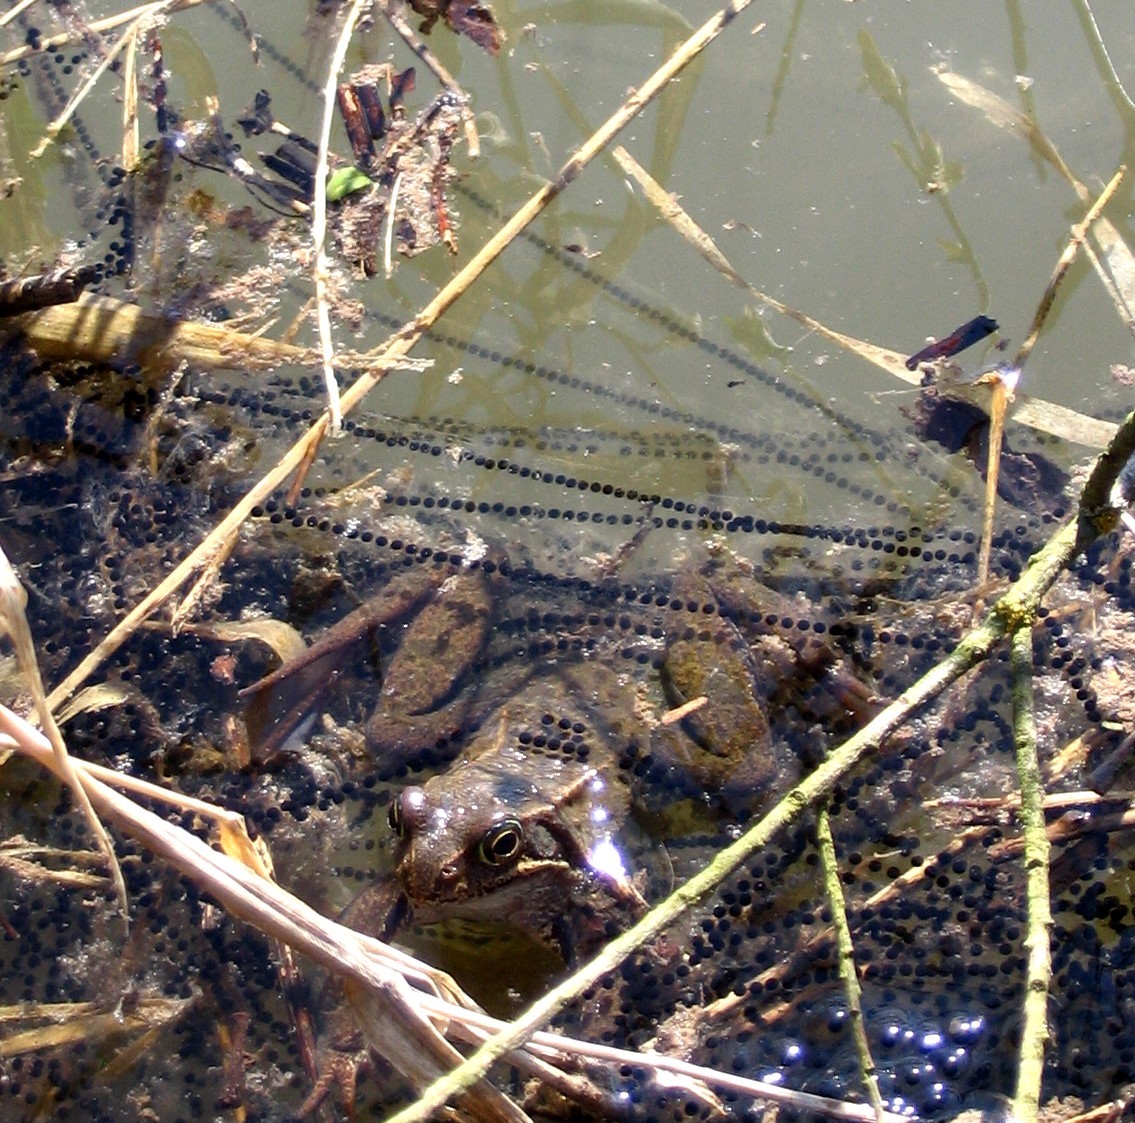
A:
312;0;369;435
816;806;885;1122
1010;624;1053;1122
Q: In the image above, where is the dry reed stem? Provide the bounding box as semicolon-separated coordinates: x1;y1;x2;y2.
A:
0;0;37;31
611;144;1118;450
1013;164;1126;372
0;545;129;929
381;405;1135;1123
0;996;193;1058
816;806;885;1123
121;23;141;174
1010;624;1053;1123
974;368;1015;598
8;292;430;375
311;0;370;435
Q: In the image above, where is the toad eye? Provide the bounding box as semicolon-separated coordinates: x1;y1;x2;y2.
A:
478;819;523;866
388;795;405;837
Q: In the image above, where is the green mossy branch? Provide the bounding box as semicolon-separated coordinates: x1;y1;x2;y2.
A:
1010;624;1054;1122
817;805;885;1121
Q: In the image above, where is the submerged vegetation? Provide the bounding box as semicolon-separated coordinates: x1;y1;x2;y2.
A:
1;2;1135;1122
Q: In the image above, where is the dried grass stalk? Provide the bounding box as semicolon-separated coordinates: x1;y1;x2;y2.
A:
0;546;128;928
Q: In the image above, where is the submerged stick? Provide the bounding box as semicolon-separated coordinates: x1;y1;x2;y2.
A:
1010;624;1053;1122
0;265;98;317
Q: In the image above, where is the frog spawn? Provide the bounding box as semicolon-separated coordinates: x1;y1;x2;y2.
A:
2;410;1126;1122
2;339;1133;1119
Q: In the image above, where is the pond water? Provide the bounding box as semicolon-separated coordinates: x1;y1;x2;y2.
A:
2;1;1135;1121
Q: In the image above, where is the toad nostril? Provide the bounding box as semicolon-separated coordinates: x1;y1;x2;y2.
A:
440;864;460;882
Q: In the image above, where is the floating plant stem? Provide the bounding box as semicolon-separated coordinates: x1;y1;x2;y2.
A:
816;805;885;1123
612;144;910;384
1010;623;1053;1123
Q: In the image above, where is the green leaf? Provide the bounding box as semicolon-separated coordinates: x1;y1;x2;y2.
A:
326;167;373;202
858;30;905;109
